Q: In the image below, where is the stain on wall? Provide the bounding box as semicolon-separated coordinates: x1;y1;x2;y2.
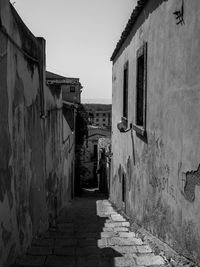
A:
184;165;200;202
111;0;200;264
0;2;75;266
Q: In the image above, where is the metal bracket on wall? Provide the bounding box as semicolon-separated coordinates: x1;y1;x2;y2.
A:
173;0;184;25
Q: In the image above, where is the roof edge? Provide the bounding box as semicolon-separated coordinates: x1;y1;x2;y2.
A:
110;0;148;62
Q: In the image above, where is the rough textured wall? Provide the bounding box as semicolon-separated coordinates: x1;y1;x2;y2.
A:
44;85;75;220
0;1;47;266
44;84;63;227
62;109;75;203
111;0;200;263
62;84;80;104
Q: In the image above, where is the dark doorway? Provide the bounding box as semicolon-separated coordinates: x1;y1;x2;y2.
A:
122;173;126;205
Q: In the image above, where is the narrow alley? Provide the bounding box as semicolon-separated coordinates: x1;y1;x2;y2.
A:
15;190;166;267
2;0;200;266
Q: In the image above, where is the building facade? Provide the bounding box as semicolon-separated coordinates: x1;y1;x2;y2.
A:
84;104;112;128
91;110;111;128
46;71;82;104
111;0;200;264
0;1;77;265
81;126;111;187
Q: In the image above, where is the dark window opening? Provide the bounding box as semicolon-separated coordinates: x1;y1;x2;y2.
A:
123;62;129;118
136;43;147;128
122;173;126;203
93;144;97;159
70;86;75;93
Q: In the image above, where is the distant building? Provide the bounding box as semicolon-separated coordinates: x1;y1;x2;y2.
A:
84;104;112;128
46;71;83;104
81;126;111;186
91;110;111;128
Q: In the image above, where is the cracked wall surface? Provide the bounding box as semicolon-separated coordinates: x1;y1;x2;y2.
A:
184;165;200;203
111;0;200;264
0;1;75;266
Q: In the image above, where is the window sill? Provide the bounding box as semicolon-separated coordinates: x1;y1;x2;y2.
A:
132;124;145;136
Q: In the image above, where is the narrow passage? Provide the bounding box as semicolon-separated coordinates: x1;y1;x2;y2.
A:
15;190;166;267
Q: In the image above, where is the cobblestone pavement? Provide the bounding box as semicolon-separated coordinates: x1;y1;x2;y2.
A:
15;191;166;267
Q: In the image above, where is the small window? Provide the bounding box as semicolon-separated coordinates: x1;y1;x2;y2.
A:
103;124;106;126
70;86;75;93
123;62;129;119
103;113;106;116
96;124;99;126
103;119;105;122
96;113;99;116
96;119;99;122
135;42;147;131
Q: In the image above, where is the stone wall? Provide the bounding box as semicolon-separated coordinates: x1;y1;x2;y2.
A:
111;0;200;263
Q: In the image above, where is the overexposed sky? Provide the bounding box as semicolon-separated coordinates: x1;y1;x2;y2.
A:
14;0;137;102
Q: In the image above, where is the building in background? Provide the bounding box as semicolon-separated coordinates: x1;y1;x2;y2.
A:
81;126;111;187
46;71;83;104
111;0;200;264
84;104;112;128
97;138;112;195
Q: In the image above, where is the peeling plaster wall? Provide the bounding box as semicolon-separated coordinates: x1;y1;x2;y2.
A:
44;84;63;227
0;1;75;266
111;0;200;263
0;1;47;266
44;85;75;219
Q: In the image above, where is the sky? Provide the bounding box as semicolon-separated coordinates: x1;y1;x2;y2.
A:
14;0;137;103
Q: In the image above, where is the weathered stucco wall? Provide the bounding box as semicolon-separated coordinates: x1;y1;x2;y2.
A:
0;1;75;266
44;85;75;226
0;1;47;265
111;0;200;263
62;109;75;203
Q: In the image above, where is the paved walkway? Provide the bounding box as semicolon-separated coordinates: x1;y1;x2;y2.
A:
15;191;166;267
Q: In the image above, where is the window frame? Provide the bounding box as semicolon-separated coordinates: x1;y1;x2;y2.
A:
134;42;147;136
123;61;129;119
